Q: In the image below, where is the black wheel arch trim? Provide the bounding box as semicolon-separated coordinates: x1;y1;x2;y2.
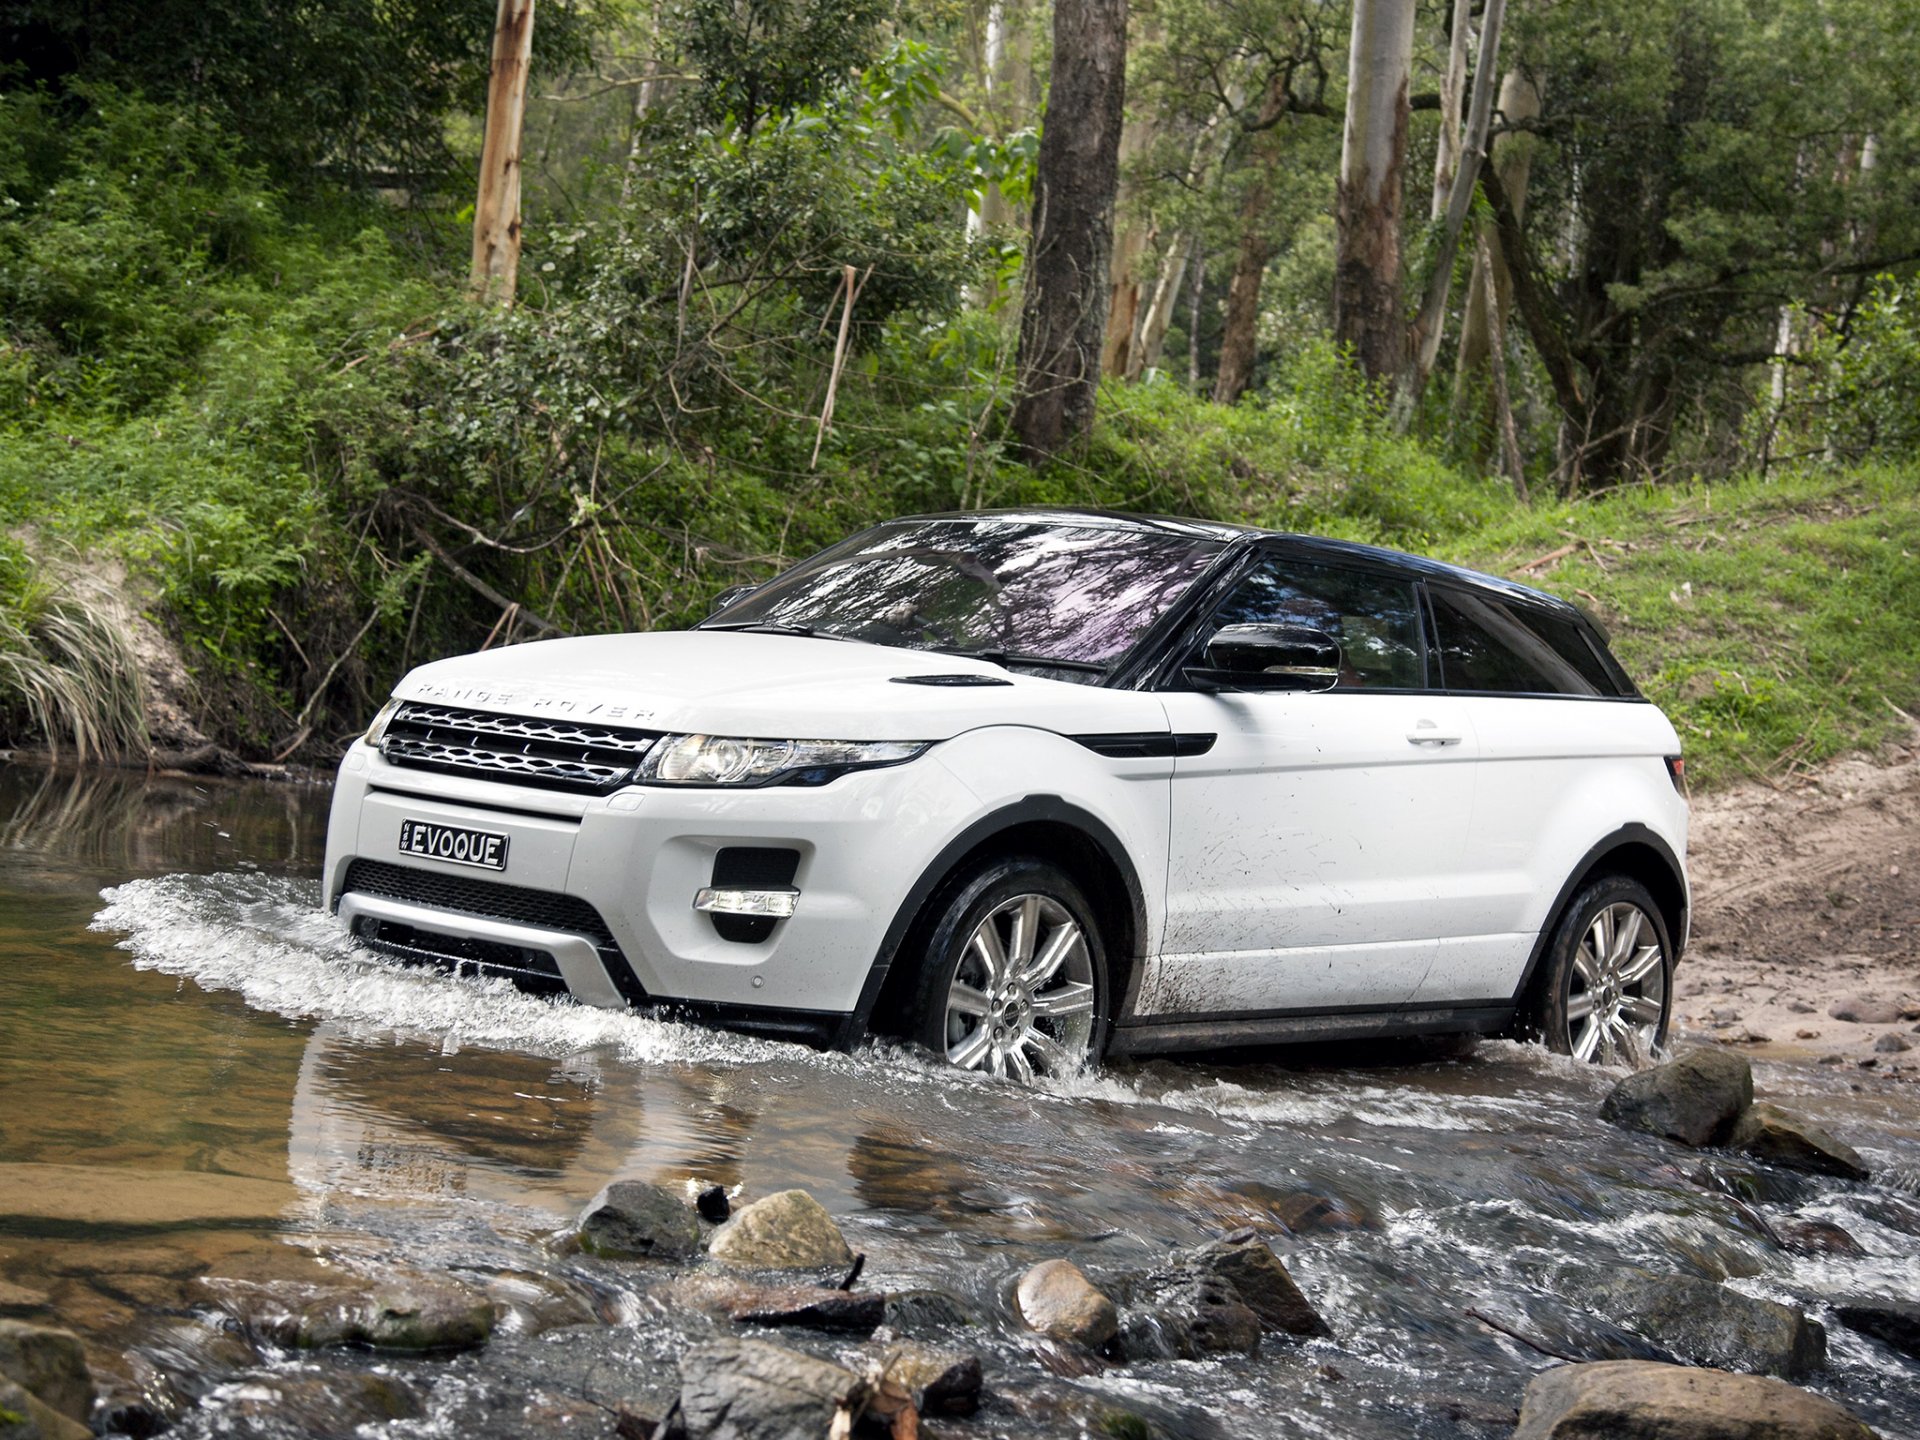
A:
840;794;1150;1050
1508;823;1688;1009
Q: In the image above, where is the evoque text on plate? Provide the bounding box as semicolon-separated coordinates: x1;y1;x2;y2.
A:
323;510;1689;1078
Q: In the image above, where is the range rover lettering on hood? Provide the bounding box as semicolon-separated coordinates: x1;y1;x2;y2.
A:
407;681;658;724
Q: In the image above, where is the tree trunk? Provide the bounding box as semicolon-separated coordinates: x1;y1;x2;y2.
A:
1129;229;1190;380
469;0;537;306
1010;0;1128;461
1333;0;1416;383
1395;0;1506;416
1212;175;1275;404
1453;71;1538;415
1187;244;1206;393
1431;0;1471;221
1101;114;1158;377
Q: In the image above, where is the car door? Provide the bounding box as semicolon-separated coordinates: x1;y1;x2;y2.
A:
1142;552;1480;1020
1407;585;1654;1008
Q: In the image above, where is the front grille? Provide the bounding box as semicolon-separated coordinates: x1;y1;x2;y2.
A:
342;858;647;1003
380;703;660;794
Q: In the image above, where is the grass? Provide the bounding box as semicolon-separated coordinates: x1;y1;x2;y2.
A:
1436;466;1920;791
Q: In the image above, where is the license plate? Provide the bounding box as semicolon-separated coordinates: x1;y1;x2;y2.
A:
398;818;509;871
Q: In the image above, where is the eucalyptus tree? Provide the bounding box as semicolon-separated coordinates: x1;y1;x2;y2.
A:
1333;0;1415;383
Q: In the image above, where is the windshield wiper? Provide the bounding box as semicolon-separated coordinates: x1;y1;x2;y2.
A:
703;622;854;641
935;646;1109;675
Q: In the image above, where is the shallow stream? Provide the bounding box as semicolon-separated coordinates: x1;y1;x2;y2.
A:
1;764;1917;1437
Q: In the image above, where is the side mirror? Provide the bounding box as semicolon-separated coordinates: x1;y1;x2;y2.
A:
1185;623;1342;692
708;583;758;616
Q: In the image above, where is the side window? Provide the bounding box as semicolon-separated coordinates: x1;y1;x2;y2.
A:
1207;557;1424;689
1428;588;1604;696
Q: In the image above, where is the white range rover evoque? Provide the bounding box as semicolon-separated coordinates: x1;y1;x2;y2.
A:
323;509;1689;1078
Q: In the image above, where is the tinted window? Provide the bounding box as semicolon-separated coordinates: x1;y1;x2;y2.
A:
1207;557;1423;689
704;519;1224;673
1429;588;1605;696
1527;608;1624;695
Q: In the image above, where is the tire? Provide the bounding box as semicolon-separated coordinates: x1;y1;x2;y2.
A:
901;856;1109;1082
1531;874;1675;1064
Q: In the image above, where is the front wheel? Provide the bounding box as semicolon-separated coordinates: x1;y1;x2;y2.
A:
904;857;1109;1082
1532;874;1674;1064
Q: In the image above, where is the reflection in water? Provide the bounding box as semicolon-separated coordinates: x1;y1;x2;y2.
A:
0;763;1916;1437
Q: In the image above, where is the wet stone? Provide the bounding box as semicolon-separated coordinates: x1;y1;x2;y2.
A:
1513;1360;1878;1440
0;1321;91;1424
1833;1300;1920;1361
0;1377;89;1440
676;1338;865;1440
227;1277;494;1353
1116;1272;1260;1362
1580;1269;1826;1380
1598;1049;1753;1148
1828;994;1905;1025
863;1341;983;1418
202;1371;421;1436
0;1287;48;1318
578;1180;703;1262
1015;1260;1118;1350
1729;1103;1871;1182
1874;1032;1912;1054
707;1190;853;1272
1187;1235;1330;1338
726;1285;885;1334
1774;1217;1867;1258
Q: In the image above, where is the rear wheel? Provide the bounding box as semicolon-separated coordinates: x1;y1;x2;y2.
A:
903;857;1108;1082
1533;874;1674;1064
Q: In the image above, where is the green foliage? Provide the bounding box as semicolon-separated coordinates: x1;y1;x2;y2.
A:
1795;279;1920;461
0;537;147;761
677;0;894;135
1;0;606;189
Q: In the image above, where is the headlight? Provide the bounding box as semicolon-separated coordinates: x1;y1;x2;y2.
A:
637;734;928;786
363;697;403;746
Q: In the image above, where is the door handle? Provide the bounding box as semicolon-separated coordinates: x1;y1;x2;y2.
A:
1406;722;1462;746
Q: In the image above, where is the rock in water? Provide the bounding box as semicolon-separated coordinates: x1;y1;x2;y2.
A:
1117;1272;1261;1361
677;1338;864;1440
0;1321;91;1424
1773;1218;1866;1258
1188;1235;1330;1337
1582;1271;1825;1381
1834;1300;1920;1361
725;1285;885;1334
1599;1050;1753;1148
708;1190;853;1271
0;1377;90;1440
1015;1260;1118;1349
867;1342;983;1417
233;1277;494;1352
1513;1360;1878;1439
578;1180;703;1261
1729;1104;1871;1181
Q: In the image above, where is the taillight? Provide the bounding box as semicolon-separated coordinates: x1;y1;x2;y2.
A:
1664;755;1687;796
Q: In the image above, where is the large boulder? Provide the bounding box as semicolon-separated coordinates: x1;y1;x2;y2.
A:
1729;1105;1871;1182
1833;1300;1920;1361
1599;1050;1753;1148
1581;1271;1824;1380
1014;1260;1118;1350
578;1180;702;1262
1513;1360;1878;1439
1187;1235;1330;1337
0;1378;90;1440
708;1191;853;1272
676;1338;865;1440
0;1324;88;1425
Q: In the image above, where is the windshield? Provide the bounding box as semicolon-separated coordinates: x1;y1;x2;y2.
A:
702;518;1226;678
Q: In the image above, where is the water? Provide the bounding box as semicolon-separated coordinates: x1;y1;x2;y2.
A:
2;762;1917;1437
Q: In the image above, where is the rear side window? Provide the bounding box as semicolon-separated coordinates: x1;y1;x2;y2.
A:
1209;556;1424;689
1428;588;1610;696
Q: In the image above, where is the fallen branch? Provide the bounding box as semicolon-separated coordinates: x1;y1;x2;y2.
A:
412;526;565;637
1511;542;1578;575
1465;1307;1579;1362
811;263;872;469
272;604;386;761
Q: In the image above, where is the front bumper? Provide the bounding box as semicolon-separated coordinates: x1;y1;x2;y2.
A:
321;740;979;1038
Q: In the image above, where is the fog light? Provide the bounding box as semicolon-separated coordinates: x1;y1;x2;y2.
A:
693;886;799;919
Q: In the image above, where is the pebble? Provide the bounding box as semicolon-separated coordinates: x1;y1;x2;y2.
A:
1875;1033;1912;1054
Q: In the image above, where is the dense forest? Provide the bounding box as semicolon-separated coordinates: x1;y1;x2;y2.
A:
1;0;1917;786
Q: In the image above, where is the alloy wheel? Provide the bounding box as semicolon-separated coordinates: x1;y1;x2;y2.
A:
942;892;1096;1081
1568;901;1667;1064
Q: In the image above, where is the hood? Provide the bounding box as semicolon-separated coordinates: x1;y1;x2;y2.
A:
393;631;1168;741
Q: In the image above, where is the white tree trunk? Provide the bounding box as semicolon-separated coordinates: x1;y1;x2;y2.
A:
469;0;537;305
1431;0;1472;221
1333;0;1418;381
